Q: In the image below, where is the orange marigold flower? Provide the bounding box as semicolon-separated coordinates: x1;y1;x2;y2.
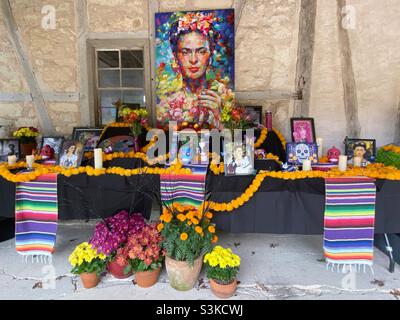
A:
211;235;218;243
180;233;188;241
177;214;186;222
195;226;203;234
157;223;164;232
208;226;215;234
191;218;199;225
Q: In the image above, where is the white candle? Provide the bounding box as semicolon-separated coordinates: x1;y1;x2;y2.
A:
317;138;323;159
26;155;35;169
339;155;347;172
353;156;362;167
8;155;17;166
302;159;312;171
94;148;103;169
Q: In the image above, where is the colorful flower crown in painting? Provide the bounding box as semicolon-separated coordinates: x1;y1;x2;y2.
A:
177;12;217;37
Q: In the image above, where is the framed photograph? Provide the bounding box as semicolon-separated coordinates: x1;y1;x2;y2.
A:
286;142;318;165
245;106;262;125
57;140;85;168
177;131;210;165
0;139;20;161
344;138;376;165
290;118;316;143
72;127;103;152
39;136;64;159
224;139;254;176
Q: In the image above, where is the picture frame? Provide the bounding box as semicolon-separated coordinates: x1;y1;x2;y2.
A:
39;136;64;159
0;139;20;162
56;140;85;168
223;139;254;176
72;127;104;152
245;106;262;125
176;130;210;165
286;142;318;165
290;118;316;143
344;137;376;165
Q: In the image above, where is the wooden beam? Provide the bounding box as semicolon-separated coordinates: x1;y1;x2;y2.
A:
336;0;361;138
75;0;92;126
293;0;317;117
0;0;54;134
394;97;400;145
149;0;159;126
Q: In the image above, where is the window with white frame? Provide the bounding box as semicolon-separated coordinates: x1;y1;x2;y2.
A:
95;49;146;126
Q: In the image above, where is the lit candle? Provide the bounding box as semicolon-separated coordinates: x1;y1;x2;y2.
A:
26;155;35;169
302;159;312;171
316;138;323;159
353;156;362;167
94;148;103;169
8;155;17;166
339;155;347;172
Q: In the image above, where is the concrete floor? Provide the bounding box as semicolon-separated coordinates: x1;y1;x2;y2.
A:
1;220;400;300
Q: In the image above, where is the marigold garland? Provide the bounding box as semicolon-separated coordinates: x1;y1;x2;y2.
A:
382;145;400;154
207;163;400;212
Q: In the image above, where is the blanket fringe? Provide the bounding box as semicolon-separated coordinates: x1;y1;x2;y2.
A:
19;253;53;265
326;262;374;274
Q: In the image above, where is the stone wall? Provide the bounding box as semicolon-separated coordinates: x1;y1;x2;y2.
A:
0;0;399;154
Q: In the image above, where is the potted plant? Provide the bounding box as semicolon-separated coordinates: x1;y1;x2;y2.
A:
69;242;107;289
158;202;217;291
204;246;241;299
119;104;149;152
90;211;146;279
13;126;39;157
115;223;164;288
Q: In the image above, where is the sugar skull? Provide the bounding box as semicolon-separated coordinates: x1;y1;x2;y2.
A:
327;146;341;163
295;143;310;163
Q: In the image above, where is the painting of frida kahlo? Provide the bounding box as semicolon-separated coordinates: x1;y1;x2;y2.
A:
155;9;235;130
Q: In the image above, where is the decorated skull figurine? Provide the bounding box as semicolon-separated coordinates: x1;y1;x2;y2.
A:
327;146;341;163
294;143;310;164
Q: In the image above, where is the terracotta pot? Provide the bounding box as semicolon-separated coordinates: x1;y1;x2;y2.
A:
80;272;100;289
165;255;203;291
20;142;37;158
135;267;161;288
209;278;237;299
107;259;132;279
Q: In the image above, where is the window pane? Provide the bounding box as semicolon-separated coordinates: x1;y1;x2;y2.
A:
121;50;143;68
98;70;120;88
121;70;144;88
99;90;121;108
97;51;119;68
122;90;145;106
101;108;117;125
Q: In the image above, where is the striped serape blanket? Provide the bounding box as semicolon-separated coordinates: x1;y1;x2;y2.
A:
323;177;377;273
15;173;58;262
160;164;208;208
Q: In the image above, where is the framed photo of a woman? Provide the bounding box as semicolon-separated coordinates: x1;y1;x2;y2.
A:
57;140;84;168
345;138;376;165
290;118;316;143
155;10;235;130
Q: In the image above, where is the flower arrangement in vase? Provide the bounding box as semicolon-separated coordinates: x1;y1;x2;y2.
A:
68;242;107;288
89;211;146;279
158;202;217;291
13;127;40;157
118;104;149;152
204;246;241;298
115;223;164;288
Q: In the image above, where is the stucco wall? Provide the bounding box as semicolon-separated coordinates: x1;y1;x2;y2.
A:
0;0;399;152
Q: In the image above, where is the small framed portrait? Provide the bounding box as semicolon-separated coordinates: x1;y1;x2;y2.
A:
345;138;376;165
286;142;318;165
245;106;263;125
57;140;85;168
39;137;64;159
0;139;20;161
72;127;103;152
177;130;210;165
224;140;254;176
290;118;316;143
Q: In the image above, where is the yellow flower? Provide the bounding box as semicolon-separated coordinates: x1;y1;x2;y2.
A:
195;226;203;234
208;226;215;234
157;223;164;232
180;233;188;241
177;214;186;222
205;212;213;219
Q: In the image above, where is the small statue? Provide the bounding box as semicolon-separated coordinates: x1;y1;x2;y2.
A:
327;146;341;164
